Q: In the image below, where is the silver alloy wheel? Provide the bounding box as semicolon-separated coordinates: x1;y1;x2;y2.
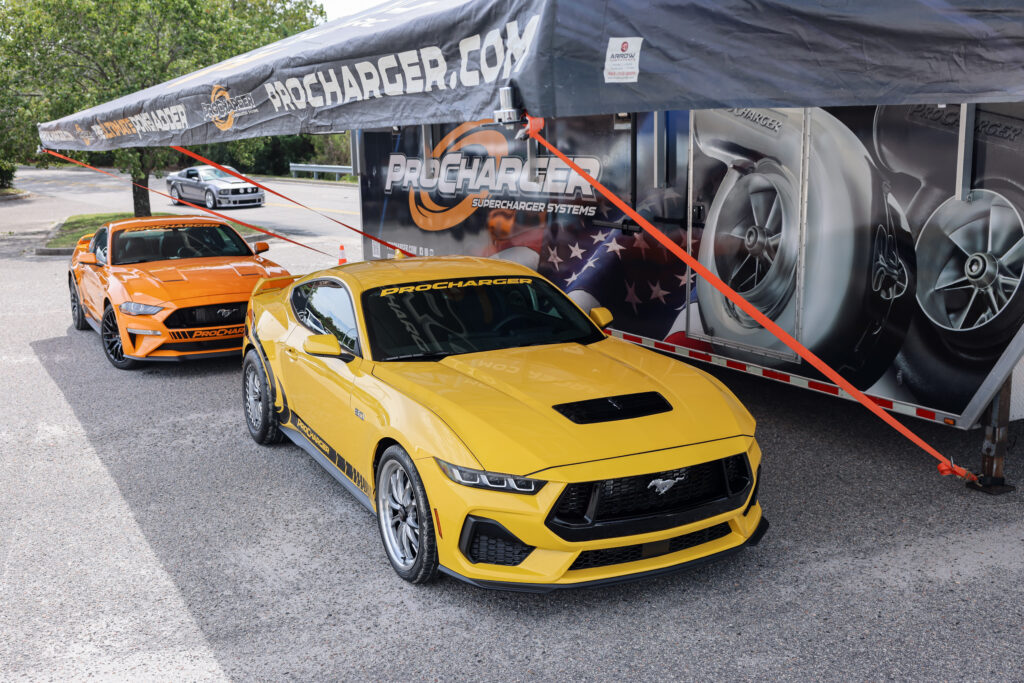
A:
170;186;180;205
205;190;216;209
377;459;420;571
244;364;263;431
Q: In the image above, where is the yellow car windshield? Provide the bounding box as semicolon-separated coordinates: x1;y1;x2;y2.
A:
362;276;603;361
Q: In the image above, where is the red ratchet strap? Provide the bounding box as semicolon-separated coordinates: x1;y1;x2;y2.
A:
43;149;333;256
523;114;974;482
171;145;414;258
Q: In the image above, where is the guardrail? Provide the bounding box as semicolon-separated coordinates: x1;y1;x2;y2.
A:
289;163;354;180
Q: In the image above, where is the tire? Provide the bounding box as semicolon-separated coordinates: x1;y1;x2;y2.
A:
69;276;88;330
243;348;285;444
205;190;217;210
375;445;439;584
170;185;181;205
100;305;138;370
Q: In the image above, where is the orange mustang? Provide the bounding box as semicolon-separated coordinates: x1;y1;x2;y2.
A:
68;215;289;369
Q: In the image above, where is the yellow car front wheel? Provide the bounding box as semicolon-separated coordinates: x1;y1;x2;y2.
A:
375;445;439;584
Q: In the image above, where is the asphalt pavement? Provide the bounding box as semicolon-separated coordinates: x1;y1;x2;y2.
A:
1;170;1023;681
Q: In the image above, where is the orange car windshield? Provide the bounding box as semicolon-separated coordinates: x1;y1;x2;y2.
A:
111;224;250;265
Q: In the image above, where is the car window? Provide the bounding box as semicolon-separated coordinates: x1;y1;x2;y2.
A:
361;276;603;361
293;280;360;354
90;227;109;265
111;223;250;264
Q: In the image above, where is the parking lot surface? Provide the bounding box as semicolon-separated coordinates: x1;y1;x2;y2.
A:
1;209;1023;680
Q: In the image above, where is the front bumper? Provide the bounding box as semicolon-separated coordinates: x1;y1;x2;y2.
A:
419;435;766;590
218;190;264;206
114;295;248;361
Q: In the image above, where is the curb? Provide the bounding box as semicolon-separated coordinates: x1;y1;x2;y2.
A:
34;219;70;255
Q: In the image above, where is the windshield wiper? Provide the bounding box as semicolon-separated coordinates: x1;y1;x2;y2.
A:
380;351;451;362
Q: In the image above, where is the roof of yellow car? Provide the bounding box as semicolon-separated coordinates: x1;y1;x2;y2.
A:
335;255;536;289
104;215;228;233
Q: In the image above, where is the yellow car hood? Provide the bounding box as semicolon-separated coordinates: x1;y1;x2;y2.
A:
372;337;753;476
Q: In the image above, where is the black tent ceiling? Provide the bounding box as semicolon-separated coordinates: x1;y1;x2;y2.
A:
38;0;1024;151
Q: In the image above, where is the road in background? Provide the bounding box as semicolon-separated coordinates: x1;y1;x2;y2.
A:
5;166;363;268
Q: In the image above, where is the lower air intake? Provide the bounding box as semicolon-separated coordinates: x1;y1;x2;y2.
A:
460;516;534;566
569;522;731;571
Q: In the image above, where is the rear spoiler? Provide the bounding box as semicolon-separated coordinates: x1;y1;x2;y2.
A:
251;273;302;297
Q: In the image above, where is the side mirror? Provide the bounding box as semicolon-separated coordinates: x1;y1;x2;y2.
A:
254;241;269;254
79;252;98;265
78;233;95;245
302;334;355;361
589;306;613;329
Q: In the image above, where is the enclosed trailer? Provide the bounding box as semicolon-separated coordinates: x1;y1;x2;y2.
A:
38;0;1024;485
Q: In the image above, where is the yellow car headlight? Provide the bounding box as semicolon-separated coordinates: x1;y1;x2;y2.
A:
435;458;545;495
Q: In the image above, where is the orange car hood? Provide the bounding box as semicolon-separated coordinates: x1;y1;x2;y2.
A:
372;337;751;476
113;256;279;303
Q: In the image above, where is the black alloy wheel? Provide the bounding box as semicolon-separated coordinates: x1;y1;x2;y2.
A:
100;306;138;370
69;277;88;330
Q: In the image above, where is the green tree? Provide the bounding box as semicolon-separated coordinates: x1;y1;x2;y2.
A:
0;0;323;212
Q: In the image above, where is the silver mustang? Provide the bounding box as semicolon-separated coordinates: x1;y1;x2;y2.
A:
166;165;265;209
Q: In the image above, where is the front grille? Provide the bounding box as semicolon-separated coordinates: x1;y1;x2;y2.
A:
547;453;752;541
552;391;672;424
460;516;534;566
569;523;731;571
230;187;259;195
164;302;247;328
160;337;242;352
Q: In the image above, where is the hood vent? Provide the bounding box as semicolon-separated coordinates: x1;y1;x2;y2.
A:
552;391;672;424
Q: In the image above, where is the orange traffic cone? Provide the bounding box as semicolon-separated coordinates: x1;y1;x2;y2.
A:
338;244;347;265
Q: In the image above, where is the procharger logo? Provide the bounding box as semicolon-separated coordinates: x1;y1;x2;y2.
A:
202;85;257;131
384;120;601;231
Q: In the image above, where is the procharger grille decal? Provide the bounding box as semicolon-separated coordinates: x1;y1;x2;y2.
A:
168;326;245;340
606;329;958;426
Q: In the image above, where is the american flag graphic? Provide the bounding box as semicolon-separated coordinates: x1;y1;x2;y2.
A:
535;192;698;341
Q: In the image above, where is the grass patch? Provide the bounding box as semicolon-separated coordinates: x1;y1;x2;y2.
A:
0;187;26;196
46;211;256;248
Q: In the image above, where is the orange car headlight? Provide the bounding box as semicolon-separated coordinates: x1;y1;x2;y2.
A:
119;302;163;316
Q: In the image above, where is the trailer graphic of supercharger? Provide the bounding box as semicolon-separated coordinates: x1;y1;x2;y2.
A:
36;0;1024;482
362;102;1024;432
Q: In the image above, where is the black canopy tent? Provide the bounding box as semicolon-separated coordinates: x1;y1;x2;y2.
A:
37;0;1024;152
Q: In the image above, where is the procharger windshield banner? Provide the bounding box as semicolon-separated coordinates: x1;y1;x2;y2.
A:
38;0;1024;151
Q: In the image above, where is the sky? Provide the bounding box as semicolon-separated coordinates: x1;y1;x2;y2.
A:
318;0;386;21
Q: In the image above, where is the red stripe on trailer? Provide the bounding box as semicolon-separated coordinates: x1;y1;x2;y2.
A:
654;341;676;352
622;333;643;344
917;408;936;420
689;350;712;362
870;396;894;409
725;360;747;371
663;332;714;352
762;369;790;382
808;380;840;396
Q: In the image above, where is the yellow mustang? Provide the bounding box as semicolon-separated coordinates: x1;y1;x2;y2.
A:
243;256;766;590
